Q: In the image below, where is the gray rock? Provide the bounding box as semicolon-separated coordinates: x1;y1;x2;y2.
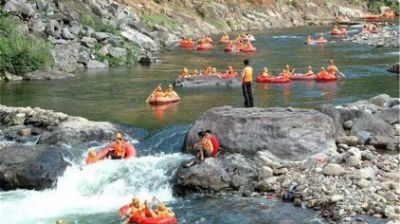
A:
351;112;395;139
0;144;69;190
315;104;345;137
69;22;81;35
9;113;26;126
86;60;108;69
120;26;159;51
255;177;278;192
45;20;62;38
331;194;344;202
343;120;353;130
346;155;361;168
3;0;35;18
78;51;90;65
387;64;399;74
355;131;372;145
52;42;80;73
337;136;359;146
185;106;337;160
61;27;75;39
97;44;111;57
369;94;392;108
258;166;273;180
109;47;127;58
323;164;344;176
80;36;97;48
369;135;399;150
23;70;74;80
352;167;376;179
378;107;400;125
4;72;23;81
81;26;95;37
94;32;113;41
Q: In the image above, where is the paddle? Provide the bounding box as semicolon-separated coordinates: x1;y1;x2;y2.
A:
338;72;346;77
145;84;161;103
290;68;296;75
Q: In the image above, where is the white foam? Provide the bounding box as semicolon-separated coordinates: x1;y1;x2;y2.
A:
0;153;188;224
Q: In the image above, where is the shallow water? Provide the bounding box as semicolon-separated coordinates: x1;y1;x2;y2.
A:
0;25;398;223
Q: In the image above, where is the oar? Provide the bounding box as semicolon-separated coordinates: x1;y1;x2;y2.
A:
339;72;346;77
290;68;296;75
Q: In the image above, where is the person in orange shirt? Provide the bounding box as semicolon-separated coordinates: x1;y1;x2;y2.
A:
183;130;214;168
147;201;175;219
105;133;137;160
318;67;329;78
279;69;290;79
123;197;147;224
241;59;253;107
327;60;339;76
305;65;314;76
85;149;98;165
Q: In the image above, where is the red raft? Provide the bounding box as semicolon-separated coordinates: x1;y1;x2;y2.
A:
240;47;256;52
148;96;181;105
331;30;347;36
362;15;381;20
290;73;317;81
256;75;290;83
179;42;194;48
96;143;136;160
219;72;239;79
196;43;214;50
224;45;240;52
315;75;337;82
119;205;177;224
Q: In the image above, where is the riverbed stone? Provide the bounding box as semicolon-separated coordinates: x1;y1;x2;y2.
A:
185;106;337;160
86;60;108;69
343;120;353;130
323;164;344;176
369;94;392;108
0;144;70;190
109;47;127;58
258;166;273;180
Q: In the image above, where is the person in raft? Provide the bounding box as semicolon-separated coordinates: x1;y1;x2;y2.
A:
105;133;137;160
225;66;235;74
85;149;98;165
147;201;175;219
183;130;214;168
242;59;254;108
305;65;314;76
305;35;313;43
318;67;329;78
123;197;147;224
164;85;179;98
327;60;339;76
317;34;326;41
180;67;189;78
261;67;272;77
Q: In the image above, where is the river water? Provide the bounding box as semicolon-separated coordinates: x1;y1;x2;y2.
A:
0;25;398;224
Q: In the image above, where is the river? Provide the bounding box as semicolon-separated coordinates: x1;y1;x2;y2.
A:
0;25;398;224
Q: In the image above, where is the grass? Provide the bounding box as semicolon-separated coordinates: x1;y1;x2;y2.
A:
0;15;52;75
140;12;177;29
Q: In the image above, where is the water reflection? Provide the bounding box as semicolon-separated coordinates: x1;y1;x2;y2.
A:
148;102;180;122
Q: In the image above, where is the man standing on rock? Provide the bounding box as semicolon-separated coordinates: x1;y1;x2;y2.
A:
241;59;254;107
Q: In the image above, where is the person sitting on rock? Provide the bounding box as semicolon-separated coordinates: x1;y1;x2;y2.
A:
205;130;219;157
304;65;314;76
164;85;179;98
105;133;137;160
123;197;147;224
327;60;339;76
183;130;214;168
147;201;175;219
261;67;272;77
85;149;98;165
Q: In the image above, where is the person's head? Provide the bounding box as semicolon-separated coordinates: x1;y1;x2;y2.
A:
228;66;233;70
308;65;312;70
114;132;123;143
205;130;212;134
329;60;334;65
88;149;97;157
168;84;173;90
243;59;249;66
285;64;290;69
193;69;198;73
212;67;217;73
157;202;166;211
131;197;141;207
56;220;64;224
334;25;338;28
198;130;206;138
307;35;311;38
263;67;268;72
321;67;325;71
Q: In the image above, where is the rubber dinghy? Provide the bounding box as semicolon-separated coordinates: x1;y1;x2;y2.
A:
290;73;317;81
148;96;181;105
219;72;239;79
196;43;214;50
240;46;256;52
119;205;177;224
256;75;290;83
315;75;337;82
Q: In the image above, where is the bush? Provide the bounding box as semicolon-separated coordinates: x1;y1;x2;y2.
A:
140;13;177;29
0;16;52;75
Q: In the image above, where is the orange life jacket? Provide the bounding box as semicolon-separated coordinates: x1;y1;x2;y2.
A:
200;137;214;153
327;65;337;75
85;156;98;165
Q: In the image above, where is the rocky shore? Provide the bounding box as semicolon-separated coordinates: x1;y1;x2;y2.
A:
343;28;400;47
175;94;400;223
1;0;366;80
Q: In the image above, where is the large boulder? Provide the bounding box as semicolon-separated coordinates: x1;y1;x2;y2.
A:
351;112;395;139
52;42;80;73
174;154;258;195
0;144;69;190
315;104;345;137
185;106;337;160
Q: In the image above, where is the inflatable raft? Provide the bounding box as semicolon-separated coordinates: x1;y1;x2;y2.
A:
362;15;381;20
331;30;347;36
119;205;177;224
315;75;337;82
179;42;194;48
196;43;214;50
240;46;256;52
219;72;239;79
148;96;181;105
96;143;136;160
290;73;317;81
256;75;290;83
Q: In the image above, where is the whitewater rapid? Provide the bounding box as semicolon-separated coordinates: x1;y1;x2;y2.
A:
0;153;188;224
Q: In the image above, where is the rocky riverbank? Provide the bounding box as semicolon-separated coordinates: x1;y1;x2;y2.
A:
175;94;400;223
1;0;367;80
343;28;400;47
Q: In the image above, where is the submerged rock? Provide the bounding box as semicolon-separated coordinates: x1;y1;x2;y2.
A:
0;144;70;190
185;106;337;160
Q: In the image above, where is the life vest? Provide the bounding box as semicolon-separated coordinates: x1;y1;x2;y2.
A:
327;65;337;75
319;71;329;78
85;156;98;165
209;135;219;157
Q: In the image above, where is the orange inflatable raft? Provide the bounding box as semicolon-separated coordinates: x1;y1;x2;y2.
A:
119;205;177;224
240;46;256;52
315;75;337;82
362;15;381;20
256;75;290;83
219;72;239;79
96;143;136;160
148;96;181;105
196;43;214;50
331;30;347;36
290;73;317;81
